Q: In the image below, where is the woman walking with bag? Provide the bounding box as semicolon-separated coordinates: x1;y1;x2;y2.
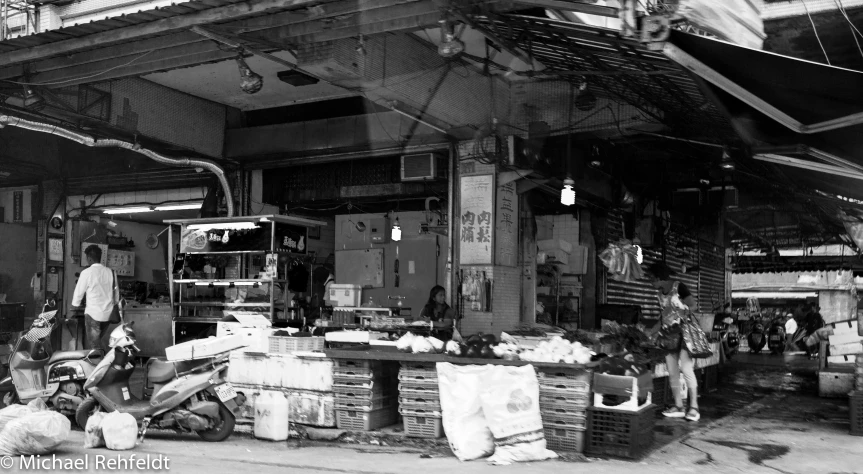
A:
647;262;701;422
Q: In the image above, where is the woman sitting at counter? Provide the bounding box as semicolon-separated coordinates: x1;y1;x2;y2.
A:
420;285;455;332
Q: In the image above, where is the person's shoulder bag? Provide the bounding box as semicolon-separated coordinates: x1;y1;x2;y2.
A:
108;269;122;324
682;312;713;359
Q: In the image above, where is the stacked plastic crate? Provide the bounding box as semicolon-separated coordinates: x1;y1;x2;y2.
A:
537;368;591;453
398;361;443;438
332;359;399;431
586;373;655;459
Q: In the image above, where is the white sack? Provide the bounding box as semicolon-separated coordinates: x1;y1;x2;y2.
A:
479;365;557;465
436;362;494;461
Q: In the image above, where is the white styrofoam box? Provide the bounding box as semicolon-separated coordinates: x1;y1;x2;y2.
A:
829;320;859;336
538;239;572;255
829;332;863;346
830;342;863;356
819;369;854;397
217;312;273;353
328;284;362;307
324;331;386;343
165;334;245;361
828;355;857;365
226;351;334;392
232;384;335;428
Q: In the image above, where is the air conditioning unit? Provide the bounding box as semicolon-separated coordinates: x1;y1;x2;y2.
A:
401;153;446;181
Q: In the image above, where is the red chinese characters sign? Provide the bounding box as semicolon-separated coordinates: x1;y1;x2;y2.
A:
495;181;518;266
459;175;494;265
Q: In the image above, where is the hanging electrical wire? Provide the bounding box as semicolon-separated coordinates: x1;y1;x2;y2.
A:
832;0;863;62
801;0;831;65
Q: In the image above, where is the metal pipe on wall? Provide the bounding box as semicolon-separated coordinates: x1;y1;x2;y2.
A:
447;144;455;309
0;114;235;217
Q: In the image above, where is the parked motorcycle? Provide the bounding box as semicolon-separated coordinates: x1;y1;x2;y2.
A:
713;315;740;359
76;300;244;442
767;318;787;355
748;320;767;354
0;300;102;414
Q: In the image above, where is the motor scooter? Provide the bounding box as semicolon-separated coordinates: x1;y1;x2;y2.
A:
748;320;767;354
712;315;740;359
767;317;787;355
76;300;244;442
0;300;102;413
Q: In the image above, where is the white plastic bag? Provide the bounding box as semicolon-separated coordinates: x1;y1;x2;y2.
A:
479;365;557;465
83;412;107;449
436;363;494;461
27;398;48;412
101;412;138;451
0;411;70;455
0;405;33;432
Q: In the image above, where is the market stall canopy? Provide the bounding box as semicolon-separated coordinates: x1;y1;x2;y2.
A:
663;30;863;203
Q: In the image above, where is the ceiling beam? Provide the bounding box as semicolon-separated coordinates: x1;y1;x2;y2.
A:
242;0;443;46
509;0;618;17
0;0;426;81
753;153;863;182
0;0;320;67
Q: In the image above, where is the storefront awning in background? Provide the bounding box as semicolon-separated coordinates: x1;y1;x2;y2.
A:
732;291;817;299
663;30;863;202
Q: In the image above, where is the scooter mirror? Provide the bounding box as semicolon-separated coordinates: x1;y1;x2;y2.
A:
46;299;56;308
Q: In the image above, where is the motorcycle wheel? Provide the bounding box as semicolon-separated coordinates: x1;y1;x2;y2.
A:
197;400;235;442
75;397;100;430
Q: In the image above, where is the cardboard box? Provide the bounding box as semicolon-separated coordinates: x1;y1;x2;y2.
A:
538;239;573;255
829;342;863;356
218;312;272;353
829;332;863;346
828;355;856;365
828;319;858;335
166;334;245;361
819;369;854;397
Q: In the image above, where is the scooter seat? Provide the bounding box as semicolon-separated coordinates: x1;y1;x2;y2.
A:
147;359;201;383
48;349;102;364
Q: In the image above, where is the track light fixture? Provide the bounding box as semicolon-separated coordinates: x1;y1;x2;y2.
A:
438;18;465;58
560;177;575;206
235;54;263;94
392;217;402;242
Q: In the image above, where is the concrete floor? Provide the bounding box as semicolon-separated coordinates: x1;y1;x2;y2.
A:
8;352;861;474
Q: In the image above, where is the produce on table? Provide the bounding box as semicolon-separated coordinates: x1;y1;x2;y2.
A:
595;353;648;377
517;336;592;364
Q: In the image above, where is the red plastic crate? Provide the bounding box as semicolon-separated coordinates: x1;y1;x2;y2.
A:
402;413;444;438
542;411;587;431
335;395;397;411
544;425;585;453
540;400;588;416
398;368;439;384
336;407;399;431
586;405;656;459
653;376;670;406
540;388;590;409
851;391;863;436
400;361;438;371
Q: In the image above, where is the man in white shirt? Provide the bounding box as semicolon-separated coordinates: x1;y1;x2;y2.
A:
71;245;118;351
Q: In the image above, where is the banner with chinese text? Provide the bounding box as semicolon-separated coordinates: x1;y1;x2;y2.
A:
459;175;494;265
495;181;518;266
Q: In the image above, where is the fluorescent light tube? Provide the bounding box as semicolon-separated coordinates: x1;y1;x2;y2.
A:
155;203;202;211
102;207;153;214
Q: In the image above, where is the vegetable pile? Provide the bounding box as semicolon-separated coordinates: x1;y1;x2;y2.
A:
396;332;445;354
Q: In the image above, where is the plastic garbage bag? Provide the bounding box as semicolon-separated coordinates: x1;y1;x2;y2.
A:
101;412;138;451
0;411;70;455
0;405;32;432
479;365;557;465
83;412;107;449
436;363;494;461
27;398;48;412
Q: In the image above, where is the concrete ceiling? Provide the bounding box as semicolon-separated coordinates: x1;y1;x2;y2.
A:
143;51;354;111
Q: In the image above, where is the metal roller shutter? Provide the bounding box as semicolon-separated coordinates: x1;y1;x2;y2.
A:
602;213;726;318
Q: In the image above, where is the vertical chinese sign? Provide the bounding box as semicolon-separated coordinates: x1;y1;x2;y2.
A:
459;175;494;265
495;181;518;266
12;191;23;222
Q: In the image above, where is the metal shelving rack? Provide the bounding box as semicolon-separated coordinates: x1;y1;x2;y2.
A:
165;215;326;344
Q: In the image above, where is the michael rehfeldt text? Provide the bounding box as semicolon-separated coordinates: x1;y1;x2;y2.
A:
16;454;170;470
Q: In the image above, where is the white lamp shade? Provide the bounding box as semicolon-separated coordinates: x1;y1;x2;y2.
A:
392;225;402;241
560;185;575;206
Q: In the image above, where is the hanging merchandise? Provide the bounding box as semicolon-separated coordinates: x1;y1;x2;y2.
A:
599;239;644;282
287;259;309;292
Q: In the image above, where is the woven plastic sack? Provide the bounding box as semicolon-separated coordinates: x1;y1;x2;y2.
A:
479;365;557;465
101;412;138;451
436;363;494;461
83;412;107;449
0;411;70;455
